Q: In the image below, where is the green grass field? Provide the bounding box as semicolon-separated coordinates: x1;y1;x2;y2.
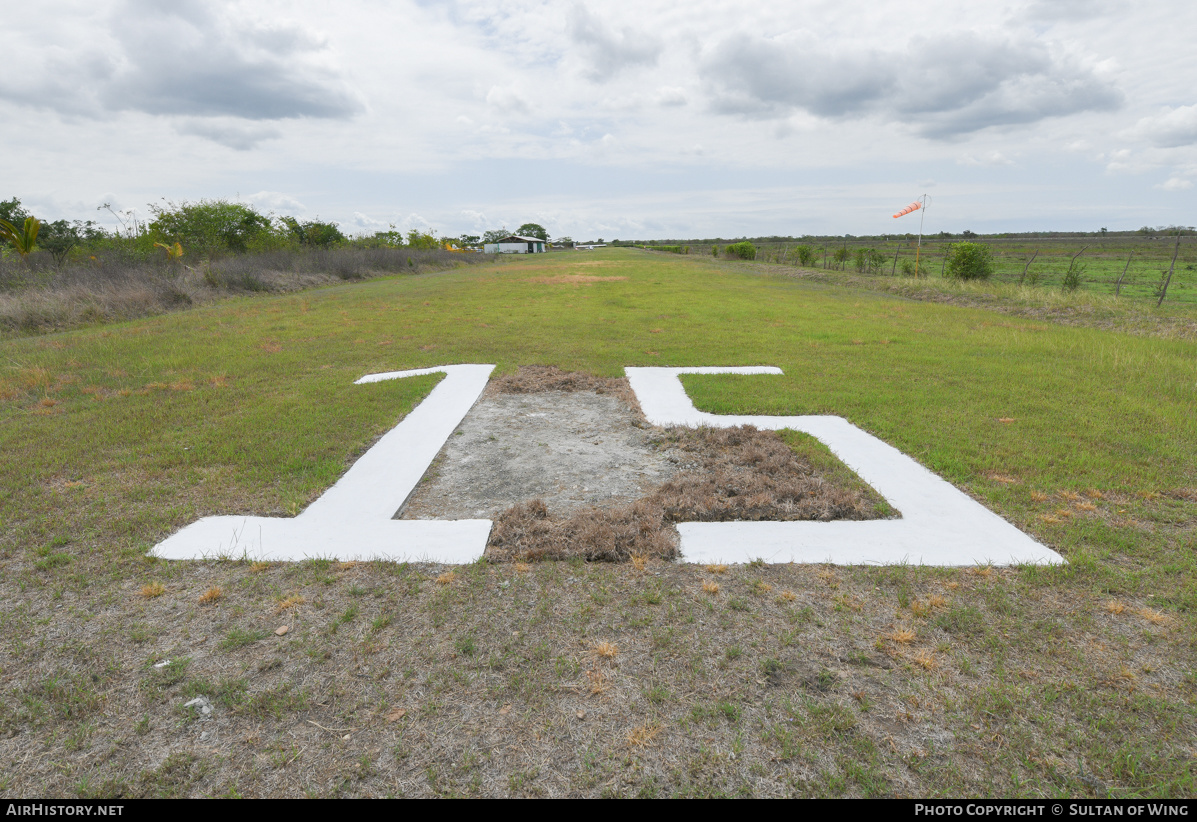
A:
0;249;1193;797
717;234;1197;305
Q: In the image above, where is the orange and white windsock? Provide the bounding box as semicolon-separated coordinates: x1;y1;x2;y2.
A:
893;201;922;219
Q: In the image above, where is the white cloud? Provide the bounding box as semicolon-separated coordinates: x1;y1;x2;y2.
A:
1127;105;1197;148
244;191;306;213
486;85;531;115
655;87;687;107
1156;177;1193;191
958;151;1015;166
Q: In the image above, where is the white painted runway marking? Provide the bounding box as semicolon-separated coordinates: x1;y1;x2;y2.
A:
152;363;1062;566
152;364;495;563
625;367;1064;567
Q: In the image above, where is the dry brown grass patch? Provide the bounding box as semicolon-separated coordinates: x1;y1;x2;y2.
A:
909;598;938;617
1104;600;1128;615
1138;607;1171;625
594;641;619;659
276;595;306;612
198;587;222;605
701;580;720;595
630;555;648;572
435;571;457;586
778;590;797;602
626;722;662;748
487;364;638;408
486;498;678;563
705;563;729;575
586;668;607;695
139;582;166;599
911;650;938;670
249;561;270;574
887;628;917;644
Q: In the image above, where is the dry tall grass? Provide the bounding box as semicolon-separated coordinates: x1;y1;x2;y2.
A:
0;246;482;335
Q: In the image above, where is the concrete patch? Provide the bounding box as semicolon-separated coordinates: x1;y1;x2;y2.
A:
399;390;680;520
626;367;1064;567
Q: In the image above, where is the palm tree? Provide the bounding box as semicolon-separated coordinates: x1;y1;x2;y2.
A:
0;216;40;259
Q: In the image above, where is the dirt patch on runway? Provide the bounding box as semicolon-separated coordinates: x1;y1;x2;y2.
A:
399;366;888;562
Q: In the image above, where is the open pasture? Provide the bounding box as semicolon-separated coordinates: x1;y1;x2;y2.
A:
738;233;1197;305
0;249;1193;797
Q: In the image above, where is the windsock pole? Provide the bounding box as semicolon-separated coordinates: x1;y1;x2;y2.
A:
914;194;929;278
892;195;931;277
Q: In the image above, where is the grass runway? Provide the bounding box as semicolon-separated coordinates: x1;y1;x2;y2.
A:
0;248;1193;797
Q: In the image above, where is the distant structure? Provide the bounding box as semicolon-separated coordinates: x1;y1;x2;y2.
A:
483;235;547;254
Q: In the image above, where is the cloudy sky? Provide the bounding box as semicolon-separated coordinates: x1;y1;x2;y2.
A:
4;0;1195;239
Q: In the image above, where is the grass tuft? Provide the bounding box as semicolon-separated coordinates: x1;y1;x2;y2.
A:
275;595;305;612
594;641;618;659
197;587;222;605
626;722;662;748
139;582;166;599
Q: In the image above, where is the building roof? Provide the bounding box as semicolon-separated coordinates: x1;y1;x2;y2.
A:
495;235;544;243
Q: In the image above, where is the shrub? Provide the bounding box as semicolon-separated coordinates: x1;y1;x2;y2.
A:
724;241;756;260
39;220;82;266
944;242;994;280
149;200;276;255
853;248;886;274
282;217;345;248
1062;257;1085;292
711;245;720;257
794;245;816;267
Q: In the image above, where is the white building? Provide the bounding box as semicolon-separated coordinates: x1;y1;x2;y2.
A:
483;235;547;254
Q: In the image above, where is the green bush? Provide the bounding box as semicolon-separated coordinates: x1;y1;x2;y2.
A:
724;241;756;260
149;200;277;255
944;242;995;280
794;245;816;267
711;245;720;257
405;230;440;250
854;248;887;274
282;217;345;248
1062;257;1085;292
